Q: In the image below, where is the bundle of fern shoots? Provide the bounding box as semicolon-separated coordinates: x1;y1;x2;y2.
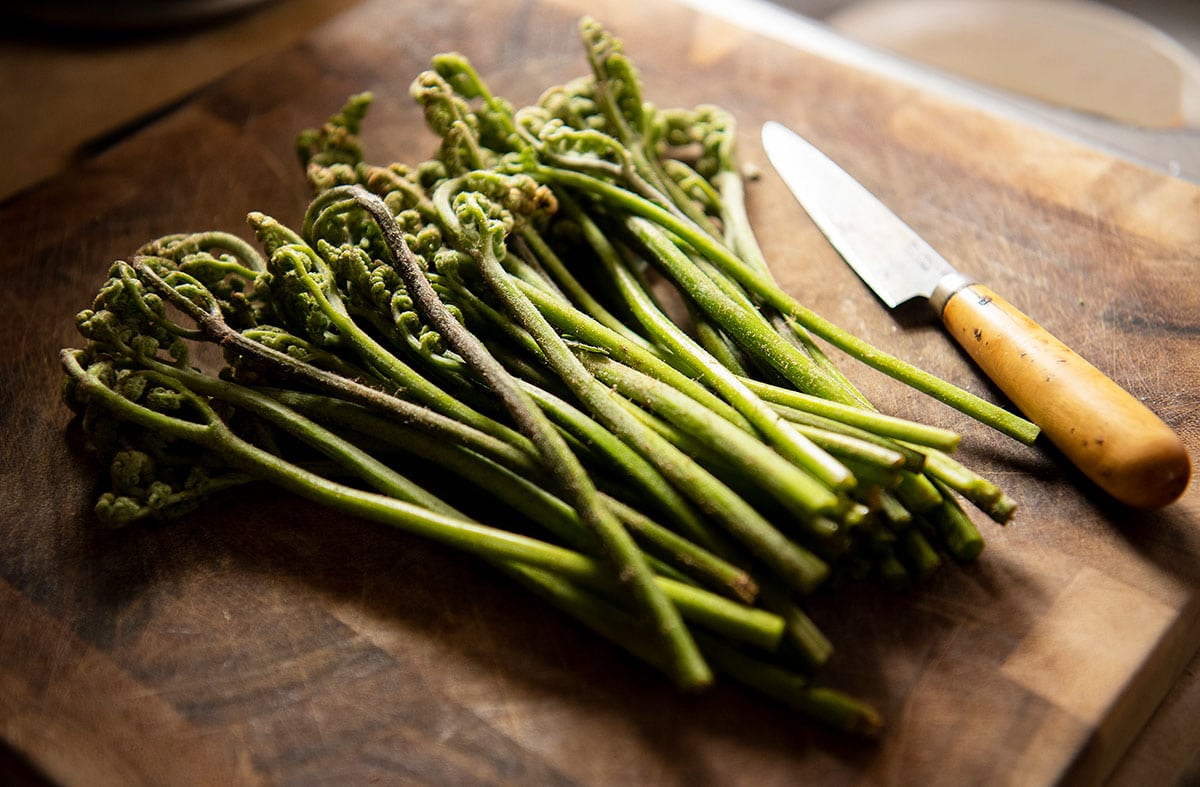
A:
61;17;1038;736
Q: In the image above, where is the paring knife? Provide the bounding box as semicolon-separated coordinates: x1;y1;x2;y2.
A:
761;120;1191;509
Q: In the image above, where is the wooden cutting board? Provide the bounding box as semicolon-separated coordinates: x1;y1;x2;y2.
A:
1;0;1197;784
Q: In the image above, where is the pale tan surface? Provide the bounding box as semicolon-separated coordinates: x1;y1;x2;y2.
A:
829;0;1200;129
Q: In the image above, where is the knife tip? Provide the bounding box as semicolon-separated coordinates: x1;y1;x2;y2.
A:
761;120;791;154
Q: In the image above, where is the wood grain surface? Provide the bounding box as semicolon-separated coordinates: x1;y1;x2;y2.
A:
2;0;1198;784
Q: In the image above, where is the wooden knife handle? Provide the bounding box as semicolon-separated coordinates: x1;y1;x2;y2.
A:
941;283;1191;508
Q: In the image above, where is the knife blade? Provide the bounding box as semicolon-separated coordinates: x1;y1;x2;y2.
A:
761;120;1191;509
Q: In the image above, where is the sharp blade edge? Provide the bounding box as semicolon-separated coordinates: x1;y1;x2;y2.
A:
761;121;956;308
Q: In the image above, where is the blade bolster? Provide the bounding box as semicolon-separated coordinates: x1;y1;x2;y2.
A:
930;272;977;315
